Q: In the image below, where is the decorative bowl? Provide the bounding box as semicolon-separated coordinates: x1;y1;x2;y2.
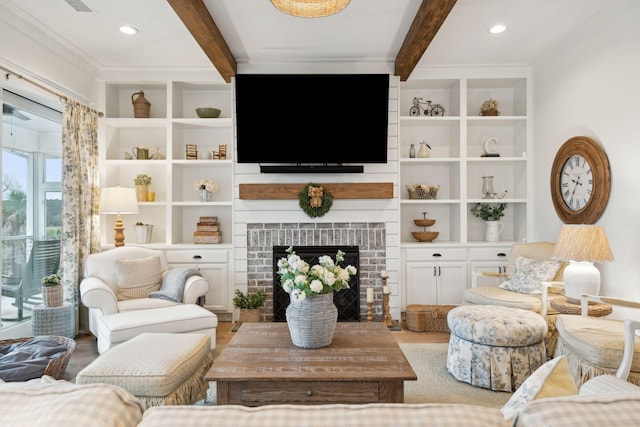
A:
411;231;439;242
196;107;221;118
414;218;436;227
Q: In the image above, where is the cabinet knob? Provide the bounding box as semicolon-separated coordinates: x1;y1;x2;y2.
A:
497;253;507;257
306;390;313;397
192;255;202;260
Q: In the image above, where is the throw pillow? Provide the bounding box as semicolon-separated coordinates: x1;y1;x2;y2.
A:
114;256;162;300
498;256;563;294
500;356;578;420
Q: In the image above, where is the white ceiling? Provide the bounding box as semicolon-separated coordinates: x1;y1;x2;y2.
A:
1;0;614;77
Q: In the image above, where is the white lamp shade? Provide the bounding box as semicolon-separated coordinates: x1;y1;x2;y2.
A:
99;187;139;214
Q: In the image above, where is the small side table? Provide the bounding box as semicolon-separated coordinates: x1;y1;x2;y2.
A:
550;296;612;317
32;303;74;337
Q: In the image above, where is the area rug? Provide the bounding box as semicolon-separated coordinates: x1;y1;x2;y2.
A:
400;343;512;408
203;343;512;408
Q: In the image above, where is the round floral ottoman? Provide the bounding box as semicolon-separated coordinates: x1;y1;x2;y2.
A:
446;305;548;392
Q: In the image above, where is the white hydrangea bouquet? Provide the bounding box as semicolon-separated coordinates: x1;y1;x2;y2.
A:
193;179;218;193
277;246;357;303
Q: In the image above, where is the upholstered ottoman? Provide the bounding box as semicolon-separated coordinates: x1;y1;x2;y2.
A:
76;332;213;409
446;305;548;392
94;303;218;354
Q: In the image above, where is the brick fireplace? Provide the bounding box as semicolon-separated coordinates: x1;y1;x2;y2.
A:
246;222;386;322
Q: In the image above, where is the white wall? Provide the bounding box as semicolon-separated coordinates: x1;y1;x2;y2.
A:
532;0;640;315
0;5;97;105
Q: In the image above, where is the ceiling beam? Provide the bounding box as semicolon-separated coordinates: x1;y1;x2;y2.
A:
395;0;457;81
167;0;237;83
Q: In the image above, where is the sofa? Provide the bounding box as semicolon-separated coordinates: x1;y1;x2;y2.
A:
1;371;639;427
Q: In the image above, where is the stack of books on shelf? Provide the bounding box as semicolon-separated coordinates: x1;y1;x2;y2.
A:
193;216;221;244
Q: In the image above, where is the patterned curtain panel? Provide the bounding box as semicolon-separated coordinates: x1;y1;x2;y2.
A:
61;99;101;334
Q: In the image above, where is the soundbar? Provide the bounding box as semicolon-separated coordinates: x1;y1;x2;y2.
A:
260;165;364;174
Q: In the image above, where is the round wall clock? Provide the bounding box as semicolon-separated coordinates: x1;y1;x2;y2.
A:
550;136;611;224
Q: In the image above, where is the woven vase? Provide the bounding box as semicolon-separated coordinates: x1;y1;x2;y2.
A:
286;292;337;349
42;285;63;307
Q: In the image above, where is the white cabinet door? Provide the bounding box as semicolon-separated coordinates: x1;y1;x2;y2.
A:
191;264;228;311
166;249;230;312
406;261;467;305
438;263;467;304
468;246;510;287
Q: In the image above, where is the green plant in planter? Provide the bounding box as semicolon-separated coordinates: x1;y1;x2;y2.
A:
134;174;152;186
41;273;61;287
233;289;267;309
470;202;508;221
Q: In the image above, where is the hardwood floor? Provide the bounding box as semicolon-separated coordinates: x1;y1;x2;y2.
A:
217;321;450;346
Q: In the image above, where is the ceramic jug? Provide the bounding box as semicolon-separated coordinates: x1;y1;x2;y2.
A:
417;142;431;158
132;146;149;160
485;220;504;242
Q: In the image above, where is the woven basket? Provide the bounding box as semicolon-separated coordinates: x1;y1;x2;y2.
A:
0;336;76;380
42;285;64;307
407;185;439;200
406;304;456;333
239;308;261;323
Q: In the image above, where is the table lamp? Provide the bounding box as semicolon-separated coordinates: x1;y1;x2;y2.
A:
99;186;139;247
552;224;614;304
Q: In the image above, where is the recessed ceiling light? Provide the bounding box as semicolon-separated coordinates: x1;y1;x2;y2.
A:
119;26;138;35
489;24;506;34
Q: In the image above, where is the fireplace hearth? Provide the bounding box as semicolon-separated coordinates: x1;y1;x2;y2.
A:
245;222;386;322
272;245;360;322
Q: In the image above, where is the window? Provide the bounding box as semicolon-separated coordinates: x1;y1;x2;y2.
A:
1;89;62;327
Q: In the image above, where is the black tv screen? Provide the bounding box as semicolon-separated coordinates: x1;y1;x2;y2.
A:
235;74;389;165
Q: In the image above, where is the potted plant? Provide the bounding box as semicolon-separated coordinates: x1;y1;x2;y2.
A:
41;273;63;307
233;289;267;323
471;203;508;242
470;202;507;221
134;174;152;202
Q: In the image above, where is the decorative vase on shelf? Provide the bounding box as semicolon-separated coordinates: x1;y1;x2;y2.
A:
417;141;431;158
135;224;154;244
199;189;213;202
42;285;63;307
409;143;416;158
135;184;149;202
485;220;504;242
286;293;337;349
481;176;494;198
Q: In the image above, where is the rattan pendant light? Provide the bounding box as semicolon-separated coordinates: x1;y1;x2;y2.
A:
271;0;350;18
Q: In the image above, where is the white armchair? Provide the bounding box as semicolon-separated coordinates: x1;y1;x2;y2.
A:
80;246;217;354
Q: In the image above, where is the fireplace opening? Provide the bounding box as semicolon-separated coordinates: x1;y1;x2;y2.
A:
272;245;360;322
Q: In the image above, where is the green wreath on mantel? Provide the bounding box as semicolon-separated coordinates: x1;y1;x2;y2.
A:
298;182;333;218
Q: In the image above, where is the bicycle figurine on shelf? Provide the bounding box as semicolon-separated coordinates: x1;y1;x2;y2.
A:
409;97;446;117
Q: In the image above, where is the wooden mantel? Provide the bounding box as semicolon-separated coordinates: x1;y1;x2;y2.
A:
239;183;394;200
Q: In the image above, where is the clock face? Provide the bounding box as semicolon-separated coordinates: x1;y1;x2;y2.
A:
560;154;593;211
550;136;610;224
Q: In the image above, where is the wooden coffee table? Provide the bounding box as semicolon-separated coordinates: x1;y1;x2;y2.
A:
206;322;417;406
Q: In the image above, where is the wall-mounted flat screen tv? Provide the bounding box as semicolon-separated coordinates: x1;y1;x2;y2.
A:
235;74;389;168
